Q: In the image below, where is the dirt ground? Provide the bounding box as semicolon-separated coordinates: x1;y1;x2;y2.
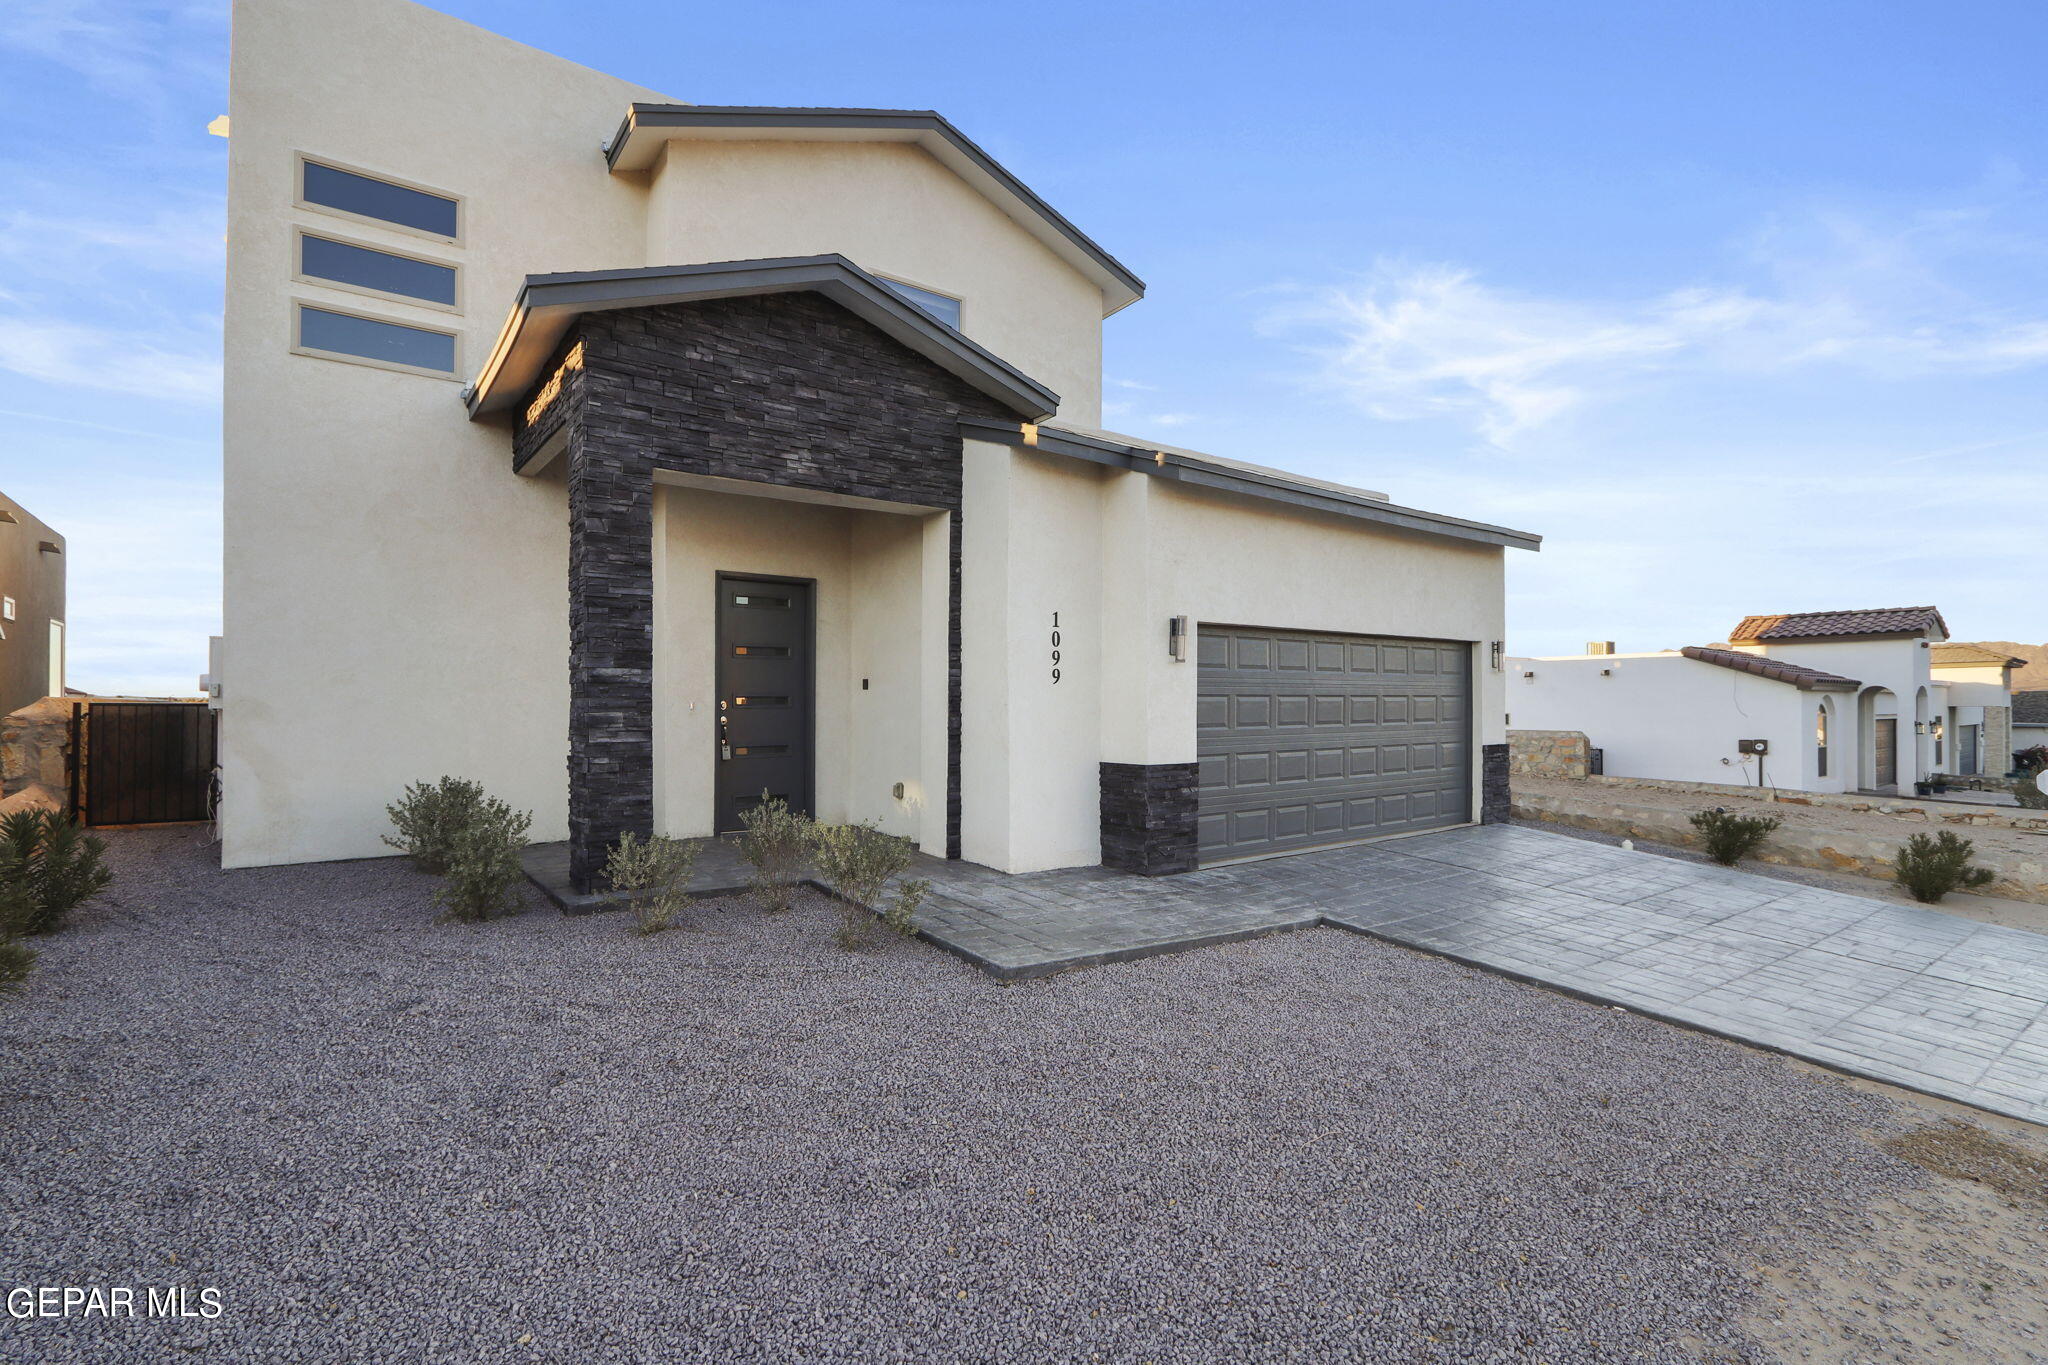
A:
1743;1070;2048;1365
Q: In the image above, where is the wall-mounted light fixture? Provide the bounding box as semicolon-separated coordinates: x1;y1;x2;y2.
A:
1913;721;1926;735
1489;640;1504;671
1168;615;1189;661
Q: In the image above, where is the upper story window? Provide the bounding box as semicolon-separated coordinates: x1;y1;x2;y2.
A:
297;231;459;310
878;277;962;331
294;302;457;378
298;156;461;242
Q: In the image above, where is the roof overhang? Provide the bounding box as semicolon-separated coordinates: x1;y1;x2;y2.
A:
604;106;1145;317
961;418;1541;552
466;255;1061;424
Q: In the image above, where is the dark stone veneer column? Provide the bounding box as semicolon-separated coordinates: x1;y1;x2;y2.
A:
1100;761;1200;876
1480;743;1510;824
520;292;1014;892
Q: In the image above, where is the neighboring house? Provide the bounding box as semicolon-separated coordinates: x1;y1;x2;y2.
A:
0;490;66;717
1510;606;2012;794
220;0;1539;887
2014;691;2048;755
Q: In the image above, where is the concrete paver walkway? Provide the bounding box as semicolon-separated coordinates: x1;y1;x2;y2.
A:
527;825;2048;1124
916;825;2048;1125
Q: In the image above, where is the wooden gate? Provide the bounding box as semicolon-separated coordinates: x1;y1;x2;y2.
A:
75;702;219;826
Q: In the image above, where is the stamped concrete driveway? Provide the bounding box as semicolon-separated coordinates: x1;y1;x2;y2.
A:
914;825;2048;1125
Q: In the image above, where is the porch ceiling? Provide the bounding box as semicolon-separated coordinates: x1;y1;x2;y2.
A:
465;255;1061;424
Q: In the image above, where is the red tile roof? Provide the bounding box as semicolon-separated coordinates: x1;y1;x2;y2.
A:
1728;606;1948;643
1680;646;1861;691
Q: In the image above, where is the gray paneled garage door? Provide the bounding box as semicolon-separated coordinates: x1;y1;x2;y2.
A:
1196;627;1471;863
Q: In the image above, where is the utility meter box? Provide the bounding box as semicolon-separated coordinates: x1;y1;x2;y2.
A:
1738;739;1769;756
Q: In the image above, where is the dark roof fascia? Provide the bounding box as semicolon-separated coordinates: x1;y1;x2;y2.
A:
1679;645;1860;692
468;256;1060;424
604;105;1145;311
959;418;1542;552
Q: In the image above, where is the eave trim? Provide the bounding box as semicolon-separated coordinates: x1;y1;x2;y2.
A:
468;255;1061;425
960;418;1543;552
605;105;1145;315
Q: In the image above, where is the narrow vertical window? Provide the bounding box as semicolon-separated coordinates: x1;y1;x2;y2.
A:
1815;705;1829;778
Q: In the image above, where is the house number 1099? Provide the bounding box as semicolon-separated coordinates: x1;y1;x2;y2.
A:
1050;611;1062;684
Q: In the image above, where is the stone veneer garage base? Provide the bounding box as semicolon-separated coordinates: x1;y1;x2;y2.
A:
526;825;2048;1126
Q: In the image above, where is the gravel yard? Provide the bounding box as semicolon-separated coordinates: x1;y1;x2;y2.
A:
4;828;2045;1363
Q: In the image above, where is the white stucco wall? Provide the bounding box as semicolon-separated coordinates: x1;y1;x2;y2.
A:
222;0;665;868
651;485;943;851
1749;637;1934;788
964;452;1511;875
1507;654;1832;791
644;141;1106;424
224;0;1113;868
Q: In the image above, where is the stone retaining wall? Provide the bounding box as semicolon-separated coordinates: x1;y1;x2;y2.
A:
1573;774;2048;833
1507;730;1590;781
1514;787;2048;906
0;697;71;815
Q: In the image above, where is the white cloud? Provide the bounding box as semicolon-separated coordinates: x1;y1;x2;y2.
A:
0;315;219;403
1267;201;2048;445
0;0;221;105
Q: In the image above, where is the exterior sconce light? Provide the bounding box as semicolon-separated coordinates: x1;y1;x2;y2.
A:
1168;615;1189;661
1489;640;1504;671
1913;722;1926;735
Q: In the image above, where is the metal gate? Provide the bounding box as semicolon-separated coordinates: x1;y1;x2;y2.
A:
75;702;219;826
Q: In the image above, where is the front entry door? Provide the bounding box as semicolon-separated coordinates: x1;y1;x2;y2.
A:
1874;716;1898;789
714;576;815;833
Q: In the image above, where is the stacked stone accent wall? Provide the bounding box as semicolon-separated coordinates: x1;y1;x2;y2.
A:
1508;729;1591;780
1100;762;1199;876
1984;705;2014;775
1480;743;1511;824
526;292;1014;889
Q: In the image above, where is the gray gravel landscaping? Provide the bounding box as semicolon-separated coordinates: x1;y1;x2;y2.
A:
0;827;2025;1363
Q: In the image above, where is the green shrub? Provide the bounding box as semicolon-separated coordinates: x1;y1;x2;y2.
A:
0;935;33;997
1688;807;1781;866
604;831;701;936
0;852;35;997
739;795;813;914
383;777;489;874
1894;830;1996;904
0;809;113;935
884;877;930;938
812;821;916;949
432;794;532;923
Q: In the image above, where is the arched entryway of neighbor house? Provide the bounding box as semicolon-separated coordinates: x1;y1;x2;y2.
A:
1858;685;1900;792
1813;694;1837;787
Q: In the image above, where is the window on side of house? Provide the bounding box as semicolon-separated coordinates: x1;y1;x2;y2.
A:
878;277;963;331
1815;705;1829;777
298;232;458;309
294;303;457;377
299;158;460;241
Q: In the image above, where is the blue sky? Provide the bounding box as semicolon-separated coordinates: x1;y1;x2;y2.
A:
3;1;2045;695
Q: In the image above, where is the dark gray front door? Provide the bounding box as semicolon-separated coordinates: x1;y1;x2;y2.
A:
1196;627;1471;863
715;575;814;833
1959;723;1980;775
1874;717;1898;789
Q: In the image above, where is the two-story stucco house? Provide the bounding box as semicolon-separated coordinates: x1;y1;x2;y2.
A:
221;0;1539;890
1510;607;2018;795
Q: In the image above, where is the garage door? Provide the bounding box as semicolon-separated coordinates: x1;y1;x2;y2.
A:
1196;627;1471;863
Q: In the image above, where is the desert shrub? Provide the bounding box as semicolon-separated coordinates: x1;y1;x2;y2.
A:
884;877;930;938
0;852;35;996
812;821;916;949
1894;830;1995;904
739;795;813;914
2014;745;2048;776
605;831;701;936
1688;807;1780;866
432;794;532;923
383;777;487;874
0;809;113;935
